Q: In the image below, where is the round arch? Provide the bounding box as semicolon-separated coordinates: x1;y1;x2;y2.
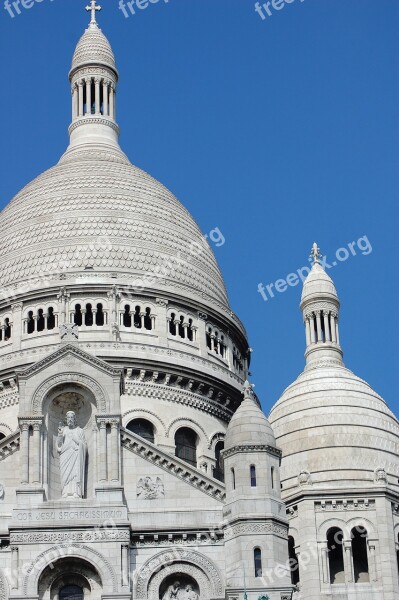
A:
135;548;223;600
32;373;109;414
123;408;167;437
23;544;117;597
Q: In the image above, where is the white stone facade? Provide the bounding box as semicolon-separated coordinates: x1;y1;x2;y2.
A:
0;8;397;600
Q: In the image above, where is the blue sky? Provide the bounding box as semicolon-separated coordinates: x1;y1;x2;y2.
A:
0;0;398;415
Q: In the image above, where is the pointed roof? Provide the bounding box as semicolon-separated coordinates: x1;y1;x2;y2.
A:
70;20;117;75
301;261;338;304
225;381;277;450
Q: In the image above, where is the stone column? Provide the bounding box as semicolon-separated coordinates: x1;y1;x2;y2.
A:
72;84;78;119
110;420;120;482
310;314;316;344
330;312;337;342
305;317;311;346
197;312;208;357
109;85;115;119
20;422;30;484
32;421;42;485
323;311;331;342
343;540;354;583
78;82;84;117
315;310;322;342
336;318;340;345
103;80;109;116
367;539;378;582
320;542;329;584
11;546;18;589
98;420;107;483
86;78;92;115
95;78;101;114
11;302;23;351
121;543;129;587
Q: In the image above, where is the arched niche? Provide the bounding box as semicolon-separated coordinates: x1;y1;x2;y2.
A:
43;383;95;500
38;557;102;600
159;573;199;599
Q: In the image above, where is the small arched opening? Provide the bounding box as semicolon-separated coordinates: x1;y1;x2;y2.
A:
127;418;155;444
254;547;262;577
159;574;199;600
213;441;225;482
327;527;345;584
288;536;300;585
175;427;198;467
351;526;369;583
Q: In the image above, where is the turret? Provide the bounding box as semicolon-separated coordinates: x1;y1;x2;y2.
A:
223;381;292;599
300;243;343;367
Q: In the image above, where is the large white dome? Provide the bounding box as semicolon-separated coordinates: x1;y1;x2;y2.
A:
0;144;229;308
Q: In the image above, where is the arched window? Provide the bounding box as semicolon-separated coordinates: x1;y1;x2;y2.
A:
271;466;275;489
206;328;212;350
59;585;84;600
134;306;142;328
254;547;262;577
351;526;369;583
0;432;6;442
144;307;152;330
250;465;257;487
187;318;194;341
288;536;300;585
231;468;236;490
37;309;45;332
47;307;56;330
96;303;105;326
4;319;11;341
85;303;93;326
127;419;155;444
178;315;185;338
123;305;132;327
175;427;198;467
74;304;82;326
169;313;176;336
27;311;35;334
213;441;225;482
327;528;345;584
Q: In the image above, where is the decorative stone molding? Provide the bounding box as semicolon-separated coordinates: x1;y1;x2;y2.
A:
135;548;223;598
132;531;224;547
0;570;8;600
122;408;167;435
11;529;130;544
224;521;288;539
298;470;312;487
315;499;375;512
137;476;165;500
60;323;79;342
121;428;225;501
374;467;387;484
223;444;282;460
0;430;20;461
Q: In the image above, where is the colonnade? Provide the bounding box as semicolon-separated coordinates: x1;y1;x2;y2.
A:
72;77;116;120
304;309;339;346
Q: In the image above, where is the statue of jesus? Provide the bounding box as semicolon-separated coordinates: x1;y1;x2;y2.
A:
57;411;87;499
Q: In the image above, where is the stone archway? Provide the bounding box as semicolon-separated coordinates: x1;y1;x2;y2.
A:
135;549;223;600
37;557;102;600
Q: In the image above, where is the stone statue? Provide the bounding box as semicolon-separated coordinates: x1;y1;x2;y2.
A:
57;411;87;499
162;582;199;600
162;581;181;600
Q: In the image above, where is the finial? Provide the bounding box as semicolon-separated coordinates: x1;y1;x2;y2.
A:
86;0;102;25
310;242;321;265
243;380;255;400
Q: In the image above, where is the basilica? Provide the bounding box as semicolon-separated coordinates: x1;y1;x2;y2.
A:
0;4;398;600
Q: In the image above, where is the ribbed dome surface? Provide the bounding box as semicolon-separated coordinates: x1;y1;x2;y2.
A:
0;146;229;307
269;363;399;488
71;24;116;73
225;395;276;449
301;262;338;304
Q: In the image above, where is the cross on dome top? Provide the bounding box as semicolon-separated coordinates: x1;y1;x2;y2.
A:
86;0;102;25
310;242;321;265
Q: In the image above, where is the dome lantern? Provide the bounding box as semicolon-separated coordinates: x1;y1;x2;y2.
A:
67;1;120;153
300;243;343;368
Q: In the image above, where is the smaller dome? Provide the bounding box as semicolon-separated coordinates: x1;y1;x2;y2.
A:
301;262;338;305
70;24;117;75
225;382;276;449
